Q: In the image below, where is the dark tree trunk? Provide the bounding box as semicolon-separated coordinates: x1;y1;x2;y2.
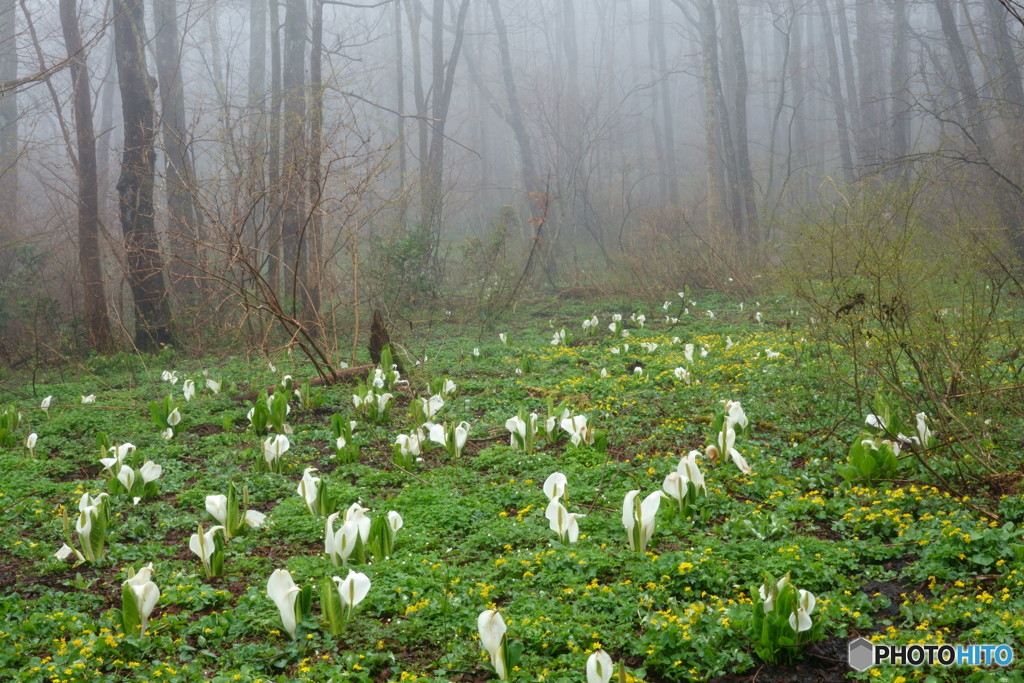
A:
153;0;201;299
60;0;112;351
487;0;538;198
281;0;309;318
307;0;323;320
267;0;282;293
649;0;681;206
854;0;887;168
818;0;855;182
890;0;911;182
113;0;173;351
721;0;758;241
0;0;17;261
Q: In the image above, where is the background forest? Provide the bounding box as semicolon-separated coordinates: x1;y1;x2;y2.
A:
1;0;1024;362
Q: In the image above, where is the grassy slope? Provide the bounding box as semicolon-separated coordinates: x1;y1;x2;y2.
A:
0;296;1022;682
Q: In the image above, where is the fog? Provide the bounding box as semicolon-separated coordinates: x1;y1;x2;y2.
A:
1;0;1022;357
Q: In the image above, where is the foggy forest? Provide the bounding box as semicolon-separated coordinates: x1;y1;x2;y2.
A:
1;0;1024;358
1;2;1024;682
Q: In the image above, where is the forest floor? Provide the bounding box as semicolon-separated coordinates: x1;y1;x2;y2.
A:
0;293;1021;682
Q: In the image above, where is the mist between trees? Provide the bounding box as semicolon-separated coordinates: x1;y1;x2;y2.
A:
1;0;1023;369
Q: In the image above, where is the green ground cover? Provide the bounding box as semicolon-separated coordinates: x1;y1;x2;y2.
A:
0;295;1022;682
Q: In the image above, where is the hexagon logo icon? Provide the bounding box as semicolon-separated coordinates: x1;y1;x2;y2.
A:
848;637;875;672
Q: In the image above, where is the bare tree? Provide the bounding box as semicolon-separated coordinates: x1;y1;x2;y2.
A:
60;0;112;351
153;0;201;299
0;0;16;257
114;0;173;350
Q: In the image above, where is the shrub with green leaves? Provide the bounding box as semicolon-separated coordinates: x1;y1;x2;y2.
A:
749;573;822;664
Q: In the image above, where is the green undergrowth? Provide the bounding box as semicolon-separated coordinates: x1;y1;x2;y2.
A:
0;294;1022;682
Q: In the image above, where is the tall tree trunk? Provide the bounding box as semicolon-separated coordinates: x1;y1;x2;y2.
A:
854;0;887;168
307;0;323;321
246;0;267;261
721;0;758;240
267;0;282;293
113;0;173;351
0;0;16;261
834;0;860;167
421;0;471;234
818;0;855;182
649;0;681;206
393;0;406;193
281;0;309;319
96;43;117;210
487;0;538;198
153;0;201;299
60;0;112;351
890;0;911;182
983;0;1024;153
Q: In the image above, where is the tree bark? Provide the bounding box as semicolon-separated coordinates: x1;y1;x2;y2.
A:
818;0;855;182
281;0;309;319
307;0;324;320
721;0;758;241
487;0;538;198
153;0;201;299
0;0;16;260
60;0;112;351
113;0;173;351
649;0;681;206
267;0;282;293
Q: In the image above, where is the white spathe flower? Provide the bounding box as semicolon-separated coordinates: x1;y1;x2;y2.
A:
296;468;321;513
205;378;221;394
266;569;301;639
167;408;181;427
915;412;932;447
678;451;706;494
441;379;457;396
343;502;372;543
376;393;393;414
765;348;780;359
395;432;421;457
545;497;583;543
724;400;748;431
477;609;507;680
560;415;591;446
505;415;526;446
161;370;178;384
725;336;734;350
789;589;817;633
586;649;614;683
427;422;446;447
262;434;290;464
372;368;386;389
673;367;692;384
81;394;96;404
499;332;507;345
189;525;224;569
182;379;196;402
543;472;567;502
759;575;791;613
755;311;763;324
334;569;371;615
387;510;403;534
454;421;470;455
161;428;174;440
422;395;444;419
684;344;694;362
865;414;886;430
622;490;665;551
41;396;52;414
324;512;361;566
117;465;137;493
25;433;37;455
717;426;751;474
472;347;481;357
139;460;162;483
125;563;160;633
205;494;265;529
